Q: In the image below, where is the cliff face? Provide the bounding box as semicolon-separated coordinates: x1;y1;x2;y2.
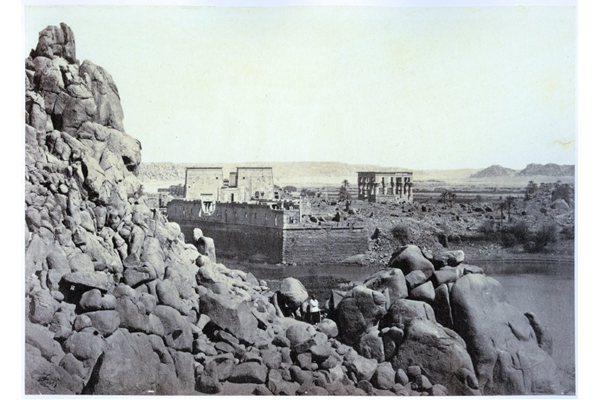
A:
24;24;561;396
24;23;275;394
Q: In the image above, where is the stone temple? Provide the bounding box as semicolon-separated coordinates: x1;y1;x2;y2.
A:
357;171;413;203
167;166;367;264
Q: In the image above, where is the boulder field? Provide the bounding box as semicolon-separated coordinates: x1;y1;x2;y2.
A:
24;23;560;396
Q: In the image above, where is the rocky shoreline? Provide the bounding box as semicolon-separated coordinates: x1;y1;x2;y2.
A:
25;23;563;396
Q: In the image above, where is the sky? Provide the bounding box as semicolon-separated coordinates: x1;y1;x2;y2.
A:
23;2;576;170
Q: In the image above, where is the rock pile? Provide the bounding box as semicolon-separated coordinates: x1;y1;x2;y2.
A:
24;23;560;396
326;244;560;395
23;24;446;396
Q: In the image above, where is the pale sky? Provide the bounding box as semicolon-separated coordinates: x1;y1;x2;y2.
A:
24;3;576;170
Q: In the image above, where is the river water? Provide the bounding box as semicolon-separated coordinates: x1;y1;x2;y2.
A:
233;259;575;380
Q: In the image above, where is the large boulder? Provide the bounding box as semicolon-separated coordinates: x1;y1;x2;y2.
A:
25;350;83;394
84;310;120;337
151;305;193;352
357;330;384;362
404;270;427;291
409;281;435;303
388;245;435;279
63;330;106;371
363;268;408;300
79;60;126;133
432;284;453;329
198;289;259;344
278;277;309;309
451;274;559;395
79;289;117;311
28;289;60;325
346;351;378;382
228;362;268;384
380;299;436;331
393;319;481;396
372;362;395;390
114;290;151;333
431;250;465;269
25;322;65;364
285;321;315;347
87;329;176;394
316;318;339;338
60;271;116;295
334;286;387;346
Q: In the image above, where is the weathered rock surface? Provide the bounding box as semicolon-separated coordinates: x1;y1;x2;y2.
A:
451;274;559;395
198;289;259;344
392;319;481;396
432;283;453;328
228;362;268;384
278;277;309;308
363;268;408;300
334;286;387;346
316;318;339;338
408;280;435;303
388;245;435;279
431;250;465;268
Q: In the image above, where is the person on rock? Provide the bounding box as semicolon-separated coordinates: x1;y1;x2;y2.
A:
309;294;321;324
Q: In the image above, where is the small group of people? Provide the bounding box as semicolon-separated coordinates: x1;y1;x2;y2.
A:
272;291;323;325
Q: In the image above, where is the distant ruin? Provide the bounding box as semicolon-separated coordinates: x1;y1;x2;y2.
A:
167;199;366;264
164;166;368;264
357;171;413;203
185;166;283;204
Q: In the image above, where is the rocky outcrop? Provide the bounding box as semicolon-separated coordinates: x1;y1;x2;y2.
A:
451;274;559;395
24;23;560;397
325;243;559;396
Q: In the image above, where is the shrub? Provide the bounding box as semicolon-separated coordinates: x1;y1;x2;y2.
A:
511;221;531;243
391;224;410;244
560;225;575;240
551;183;572;204
500;221;531;248
500;231;517;247
524;224;557;253
477;219;497;241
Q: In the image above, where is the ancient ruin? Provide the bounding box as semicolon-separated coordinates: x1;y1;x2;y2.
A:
358;171;413;203
23;23;564;397
185;167;280;204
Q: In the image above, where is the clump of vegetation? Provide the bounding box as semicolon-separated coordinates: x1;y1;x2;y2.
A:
560;225;575;240
438;190;456;206
500;221;531;247
524;224;557;253
477;219;497;240
300;188;316;197
476;216;561;253
525;180;538;201
338;179;351;202
551;182;573;204
391;224;411;245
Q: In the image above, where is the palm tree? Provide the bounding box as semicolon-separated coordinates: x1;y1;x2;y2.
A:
339;179;351;202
